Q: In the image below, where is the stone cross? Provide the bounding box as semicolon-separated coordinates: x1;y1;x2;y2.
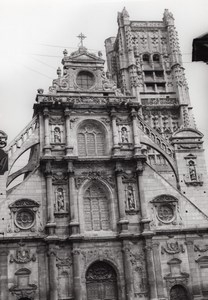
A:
77;33;86;47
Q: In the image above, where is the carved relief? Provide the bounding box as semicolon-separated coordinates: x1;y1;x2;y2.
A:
49;115;65;125
52;171;68;185
161;241;185;255
54;187;68;213
194;244;208;252
10;242;36;264
150;195;182;227
75;171;115;189
9;199;40;232
164;258;189;290
183;155;203;186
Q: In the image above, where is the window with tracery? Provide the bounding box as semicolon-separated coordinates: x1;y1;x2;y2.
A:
78;122;105;157
84;184;110;231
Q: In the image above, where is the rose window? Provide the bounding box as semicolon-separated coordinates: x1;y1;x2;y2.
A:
15;209;35;229
158;204;174;222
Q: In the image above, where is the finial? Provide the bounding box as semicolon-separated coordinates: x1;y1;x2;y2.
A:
122;7;129;18
98;51;103;58
37;88;44;94
77;32;87;47
57;67;61;78
63;49;68;57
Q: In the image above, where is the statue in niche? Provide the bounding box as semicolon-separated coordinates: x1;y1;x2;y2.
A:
56;188;65;211
121;126;129;143
189;160;197;181
127;185;135;210
54;126;61;143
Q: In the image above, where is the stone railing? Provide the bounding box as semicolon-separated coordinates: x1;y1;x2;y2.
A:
36;94;136;106
138;116;175;159
6;116;38;158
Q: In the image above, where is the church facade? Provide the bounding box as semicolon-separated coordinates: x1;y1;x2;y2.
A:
1;7;208;300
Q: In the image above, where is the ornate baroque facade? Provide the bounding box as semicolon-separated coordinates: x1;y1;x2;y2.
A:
1;8;208;300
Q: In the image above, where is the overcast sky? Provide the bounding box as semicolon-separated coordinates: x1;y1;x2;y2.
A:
1;0;208;164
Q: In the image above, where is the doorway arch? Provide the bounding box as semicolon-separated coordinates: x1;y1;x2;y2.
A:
170;284;189;300
86;261;118;300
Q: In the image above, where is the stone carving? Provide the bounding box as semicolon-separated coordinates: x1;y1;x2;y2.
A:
194;244;208;252
75;171;115;189
81;247;122;268
125;184;136;212
121;126;129;143
9;199;39;232
10;243;36;264
56;255;72;269
86;261;117;281
55;187;67;213
0;130;7;148
49;115;65;125
53;126;61;143
9;284;37;300
141;97;178;106
161;241;185;255
37;95;134;106
52;171;68;185
183;156;203;186
164;258;189;290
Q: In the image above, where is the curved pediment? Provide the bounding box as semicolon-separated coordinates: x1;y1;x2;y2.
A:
171;128;204;139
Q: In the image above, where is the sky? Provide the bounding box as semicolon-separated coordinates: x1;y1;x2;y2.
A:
0;0;208;164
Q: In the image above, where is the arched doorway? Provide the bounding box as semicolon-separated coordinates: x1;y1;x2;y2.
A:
19;298;31;300
86;261;117;300
170;285;189;300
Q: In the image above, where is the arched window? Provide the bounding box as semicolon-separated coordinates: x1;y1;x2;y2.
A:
170;285;189;300
78;121;106;157
153;53;160;63
84;183;110;231
143;54;150;63
86;261;117;300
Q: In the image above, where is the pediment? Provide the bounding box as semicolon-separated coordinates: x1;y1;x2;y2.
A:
171;128;203;139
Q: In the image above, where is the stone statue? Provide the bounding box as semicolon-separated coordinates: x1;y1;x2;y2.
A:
54;127;61;143
56;188;65;211
189;161;197;181
121;126;129;143
127;185;135;210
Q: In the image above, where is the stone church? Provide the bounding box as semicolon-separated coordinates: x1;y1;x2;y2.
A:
0;7;208;300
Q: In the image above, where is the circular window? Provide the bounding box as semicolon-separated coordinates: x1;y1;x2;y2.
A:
15;209;35;229
157;204;174;222
77;71;95;89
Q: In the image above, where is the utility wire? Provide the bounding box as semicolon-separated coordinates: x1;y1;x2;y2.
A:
22;64;53;80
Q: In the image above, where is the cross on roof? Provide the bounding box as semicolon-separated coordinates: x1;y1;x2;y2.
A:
77;33;87;47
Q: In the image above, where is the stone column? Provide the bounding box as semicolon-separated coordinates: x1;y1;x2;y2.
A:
110;108;120;155
145;238;157;300
68;161;79;235
65;107;73;156
0;248;8;300
37;245;47;299
136;159;150;232
43;107;51;156
131;108;141;156
48;246;58;300
45;161;56;235
72;247;81;300
152;242;165;299
115;164;129;232
122;241;134;300
186;240;202;299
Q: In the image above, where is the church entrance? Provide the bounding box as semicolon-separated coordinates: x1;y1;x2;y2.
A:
86;261;117;300
170;285;189;300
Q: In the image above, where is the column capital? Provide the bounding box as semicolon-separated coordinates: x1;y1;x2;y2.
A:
43;107;50;117
130;107;138;119
64;107;71;117
136;159;146;175
67;161;74;175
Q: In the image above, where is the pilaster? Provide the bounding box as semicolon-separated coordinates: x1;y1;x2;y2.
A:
65;107;74;156
110;108;120;155
72;247;81;300
48;246;58;300
0;248;8;300
122;241;134;300
43;107;52;156
37;245;47;299
145;239;158;300
131;107;141;156
152;242;165;299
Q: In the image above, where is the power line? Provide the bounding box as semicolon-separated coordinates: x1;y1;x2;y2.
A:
22;64;53;80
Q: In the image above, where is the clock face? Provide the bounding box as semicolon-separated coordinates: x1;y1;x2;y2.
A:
77;70;95;89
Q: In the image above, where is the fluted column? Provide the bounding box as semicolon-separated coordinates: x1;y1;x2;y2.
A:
131;108;141;156
45;161;56;235
152;242;165;298
48;246;58;300
43;107;51;156
122;241;134;300
110;108;120;155
115;163;129;232
0;248;8;300
72;247;81;300
65;107;73;156
68;161;79;235
186;240;202;299
145;239;157;300
136;159;150;232
37;245;47;299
